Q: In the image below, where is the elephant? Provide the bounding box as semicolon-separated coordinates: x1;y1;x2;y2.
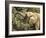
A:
26;12;40;30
